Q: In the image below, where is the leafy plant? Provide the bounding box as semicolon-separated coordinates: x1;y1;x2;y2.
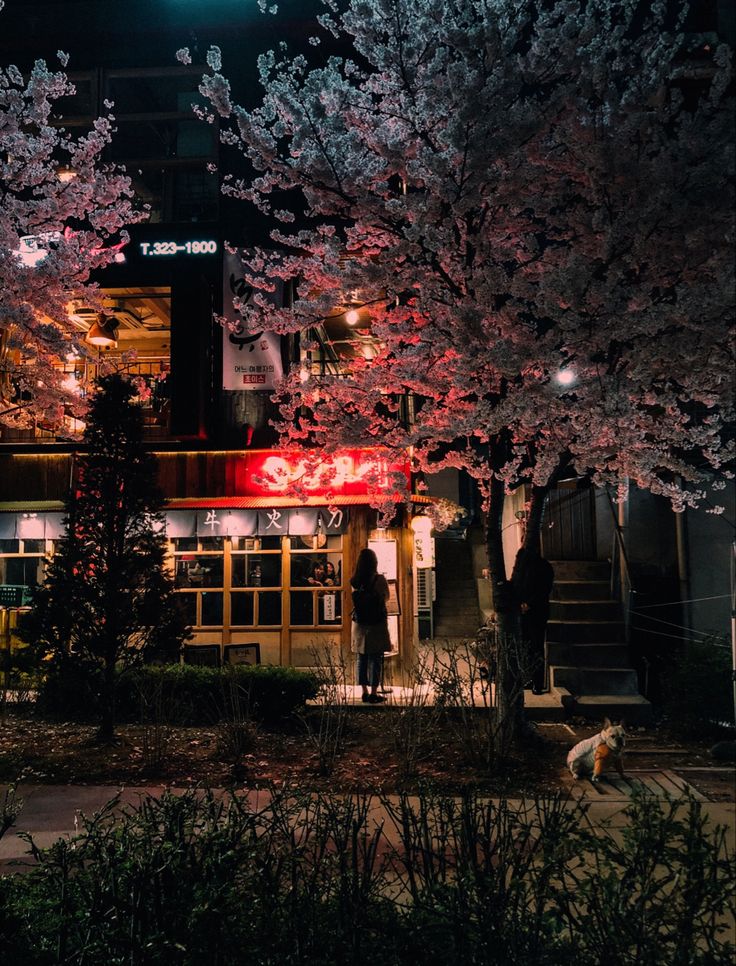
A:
660;636;734;739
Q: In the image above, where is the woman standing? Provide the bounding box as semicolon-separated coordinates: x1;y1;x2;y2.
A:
350;548;391;704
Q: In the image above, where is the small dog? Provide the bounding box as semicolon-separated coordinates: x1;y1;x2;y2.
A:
567;719;626;783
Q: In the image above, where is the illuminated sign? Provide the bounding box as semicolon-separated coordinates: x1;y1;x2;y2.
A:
138;239;218;257
235;450;411;499
16;232;62;267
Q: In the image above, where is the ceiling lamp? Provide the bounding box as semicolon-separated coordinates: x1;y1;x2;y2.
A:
86;315;119;347
345;309;360;325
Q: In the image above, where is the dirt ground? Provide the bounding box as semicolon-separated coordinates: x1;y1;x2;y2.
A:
0;708;733;801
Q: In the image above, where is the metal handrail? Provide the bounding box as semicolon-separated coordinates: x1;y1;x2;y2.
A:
605;488;635;642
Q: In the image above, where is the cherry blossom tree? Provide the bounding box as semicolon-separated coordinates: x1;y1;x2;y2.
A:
0;0;144;431
193;0;735;734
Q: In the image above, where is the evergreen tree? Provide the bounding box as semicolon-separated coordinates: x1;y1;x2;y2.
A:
23;374;189;741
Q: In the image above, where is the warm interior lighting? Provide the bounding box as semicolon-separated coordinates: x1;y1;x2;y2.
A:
86;315;119;347
57;165;77;183
345;309;360;325
410;514;432;536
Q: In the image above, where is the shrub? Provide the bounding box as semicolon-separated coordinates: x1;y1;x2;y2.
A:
0;787;733;965
660;637;734;739
35;662;319;727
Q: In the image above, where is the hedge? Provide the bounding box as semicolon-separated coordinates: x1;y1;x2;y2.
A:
36;663;319;726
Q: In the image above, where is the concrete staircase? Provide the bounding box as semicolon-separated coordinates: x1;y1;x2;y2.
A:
433;537;482;638
547;560;652;724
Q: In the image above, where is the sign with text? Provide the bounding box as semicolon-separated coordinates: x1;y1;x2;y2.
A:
139;239;218;257
222;250;283;391
236;450;411;500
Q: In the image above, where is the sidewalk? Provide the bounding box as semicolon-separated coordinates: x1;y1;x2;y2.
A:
2;783;734;874
311;683;564;719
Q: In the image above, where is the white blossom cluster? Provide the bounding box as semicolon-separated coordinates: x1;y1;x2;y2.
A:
200;0;733;525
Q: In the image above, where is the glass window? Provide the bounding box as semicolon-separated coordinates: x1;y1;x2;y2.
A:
177;592;197;626
258;591;281;626
174;555;223;589
231;592;254;627
0;540;19;553
232;536;280;551
231;554;280;589
289;534;343;552
289;552;342;588
197;537;224;551
22;540;45;554
201;592;223;627
173;537;197;552
290;591;314;626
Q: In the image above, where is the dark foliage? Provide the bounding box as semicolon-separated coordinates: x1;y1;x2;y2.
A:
660;637;734;739
20;375;190;740
36;663;319;726
0;786;733;965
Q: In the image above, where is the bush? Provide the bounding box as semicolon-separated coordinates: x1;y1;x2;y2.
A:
660;637;734;739
36;662;319;727
0;787;733;965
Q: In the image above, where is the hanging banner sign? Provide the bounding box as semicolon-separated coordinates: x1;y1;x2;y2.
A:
222;250;283;391
236;450;411;499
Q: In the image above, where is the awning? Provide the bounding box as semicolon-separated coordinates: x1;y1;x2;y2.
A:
165;495;434;509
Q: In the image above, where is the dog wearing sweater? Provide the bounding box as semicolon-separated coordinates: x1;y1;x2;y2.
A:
567;719;626;783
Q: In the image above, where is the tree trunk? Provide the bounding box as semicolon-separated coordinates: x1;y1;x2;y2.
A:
484;434;523;755
97;651;116;743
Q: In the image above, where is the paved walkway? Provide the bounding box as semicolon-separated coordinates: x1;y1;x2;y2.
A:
2;783;734;873
311;683;564;718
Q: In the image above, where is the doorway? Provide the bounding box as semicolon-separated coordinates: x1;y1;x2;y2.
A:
541;482;597;560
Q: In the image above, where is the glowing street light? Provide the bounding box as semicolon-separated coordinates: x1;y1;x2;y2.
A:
554;367;577;387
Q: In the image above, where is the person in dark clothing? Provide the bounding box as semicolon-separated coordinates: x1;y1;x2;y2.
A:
511;545;555;694
350;548;391;703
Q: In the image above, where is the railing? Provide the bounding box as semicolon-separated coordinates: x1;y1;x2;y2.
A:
606;488;636;642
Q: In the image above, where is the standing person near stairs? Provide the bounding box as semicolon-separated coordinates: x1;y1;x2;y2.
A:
512;544;555;695
350;548;391;704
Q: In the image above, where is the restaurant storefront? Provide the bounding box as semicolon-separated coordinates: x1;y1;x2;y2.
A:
0;448;431;669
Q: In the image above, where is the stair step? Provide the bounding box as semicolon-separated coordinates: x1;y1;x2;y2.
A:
553;580;611;601
547;620;624;644
547;642;631;668
550;665;639;696
432;624;475;640
560;693;654;725
549;560;609;580
549;600;621;621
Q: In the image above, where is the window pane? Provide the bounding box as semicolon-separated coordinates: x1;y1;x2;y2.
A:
289;534;342;551
198;537;224;551
4;557;42;588
177;592;197;626
22;540;45;554
323;556;342;587
290;553;341;588
201;592;223;626
290;591;314;626
232;535;280;551
232;555;281;588
175;555;223;588
0;540;19;553
173;537;197;552
258;591;281;626
231;592;254;626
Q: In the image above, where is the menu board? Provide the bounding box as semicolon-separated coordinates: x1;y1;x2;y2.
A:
368;538;397;581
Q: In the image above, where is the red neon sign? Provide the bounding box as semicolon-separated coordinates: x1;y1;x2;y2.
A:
235;450;410;498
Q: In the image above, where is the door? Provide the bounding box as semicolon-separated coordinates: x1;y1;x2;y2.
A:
541;483;596;560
